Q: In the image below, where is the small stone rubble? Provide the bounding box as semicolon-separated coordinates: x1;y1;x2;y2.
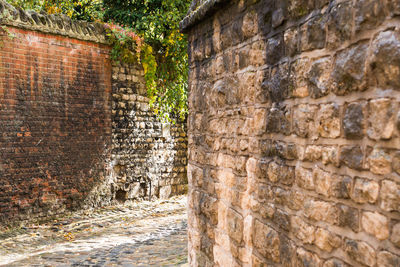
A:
0;196;188;267
111;62;188;201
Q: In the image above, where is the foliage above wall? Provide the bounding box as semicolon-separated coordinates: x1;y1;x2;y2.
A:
103;0;190;122
5;0;190;122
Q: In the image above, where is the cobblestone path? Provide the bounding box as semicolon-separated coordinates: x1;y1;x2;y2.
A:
0;196;188;266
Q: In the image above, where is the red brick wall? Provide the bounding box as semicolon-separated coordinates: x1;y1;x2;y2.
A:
0;26;112;224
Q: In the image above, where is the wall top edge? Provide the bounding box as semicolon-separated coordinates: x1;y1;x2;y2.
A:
180;0;230;33
0;0;108;44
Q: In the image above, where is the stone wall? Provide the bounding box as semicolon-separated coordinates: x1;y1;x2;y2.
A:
183;0;400;266
111;63;188;201
0;0;187;226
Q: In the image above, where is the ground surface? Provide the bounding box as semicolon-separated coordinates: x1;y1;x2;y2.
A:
0;196;188;267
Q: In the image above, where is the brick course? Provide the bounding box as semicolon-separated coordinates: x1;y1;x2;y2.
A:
0;26;112;223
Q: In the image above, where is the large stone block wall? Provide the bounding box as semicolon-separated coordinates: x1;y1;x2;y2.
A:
183;0;400;266
111;63;188;201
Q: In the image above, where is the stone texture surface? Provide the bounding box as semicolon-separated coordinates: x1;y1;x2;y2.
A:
185;0;400;265
111;63;188;201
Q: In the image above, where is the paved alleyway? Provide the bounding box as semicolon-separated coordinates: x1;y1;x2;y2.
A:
0;196;188;267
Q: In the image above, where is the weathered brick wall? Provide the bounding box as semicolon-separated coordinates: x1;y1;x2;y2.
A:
183;0;400;266
0;25;112;224
111;63;188;201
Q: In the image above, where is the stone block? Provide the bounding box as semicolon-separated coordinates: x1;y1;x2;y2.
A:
289;57;310;98
316;103;341;138
344;239;376;266
267;161;294;185
367;98;395;140
227;208;243;243
200;195;218;225
323;258;350;267
351;177;379;204
313;167;333;197
321;146;339;166
337;204;359;232
315;228;341;252
361;211;389;240
288;190;305;211
391;223;400;248
300;15;326;51
392;152;400;175
367;148;391;175
355;0;386;33
326;2;353;49
253;220;281;263
273;209;291;232
284;27;299;57
288;0;314;19
293;104;317;138
343;102;366;139
266;105;291;135
188;164;203;188
380;180;400;212
272;8;285;28
263;63;290;103
377;251;400;267
295;247;322;267
279;234;295;267
303;145;322;162
331;42;368;95
340;145;364;170
307;57;332;98
295;165;314;190
368;30;400;90
304;199;338;224
332;175;352;199
251;108;267;136
266;34;285;66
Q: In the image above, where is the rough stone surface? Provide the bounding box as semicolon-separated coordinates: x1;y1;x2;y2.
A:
361;211;389;240
185;0;400;265
340;145;364;170
111;63;188;201
351;177;379;204
380;180;400;212
343;102;365;139
344;239;376;266
391;223;400;248
377;251;400;267
367;98;395;140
